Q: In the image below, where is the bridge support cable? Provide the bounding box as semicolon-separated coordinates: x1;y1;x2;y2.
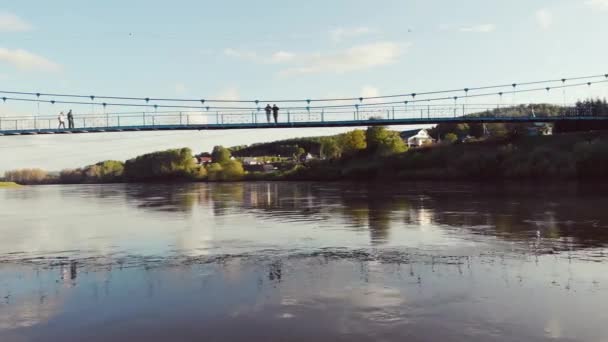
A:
1;73;607;107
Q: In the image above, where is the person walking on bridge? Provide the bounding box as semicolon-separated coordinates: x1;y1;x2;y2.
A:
265;104;272;123
272;104;279;124
58;111;66;129
67;109;74;129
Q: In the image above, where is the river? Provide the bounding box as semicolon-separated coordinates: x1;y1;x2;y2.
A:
1;182;608;341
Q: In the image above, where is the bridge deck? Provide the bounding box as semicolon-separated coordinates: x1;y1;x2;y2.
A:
0;114;606;136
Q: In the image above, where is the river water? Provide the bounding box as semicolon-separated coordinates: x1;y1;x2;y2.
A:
1;182;608;341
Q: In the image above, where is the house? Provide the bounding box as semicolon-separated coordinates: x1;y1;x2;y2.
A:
400;129;435;147
300;153;316;163
241;157;260;165
197;156;212;165
243;164;275;173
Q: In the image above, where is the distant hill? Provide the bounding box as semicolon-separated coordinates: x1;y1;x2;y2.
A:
230;137;326;157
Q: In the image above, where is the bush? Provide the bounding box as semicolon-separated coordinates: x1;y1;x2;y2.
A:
206;160;244;181
60;168;85;183
4;168;48;184
366;126;407;156
124;148;200;181
444;133;458;144
211;146;231;163
206;163;223;181
220;160;245;181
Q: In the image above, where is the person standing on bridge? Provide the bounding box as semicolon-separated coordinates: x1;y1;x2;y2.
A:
58;111;66;129
272;104;279;124
265;104;272;123
67;109;74;129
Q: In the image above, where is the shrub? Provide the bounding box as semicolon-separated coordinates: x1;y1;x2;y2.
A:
4;168;48;184
123;148;199;181
220;160;245;181
206;163;223;181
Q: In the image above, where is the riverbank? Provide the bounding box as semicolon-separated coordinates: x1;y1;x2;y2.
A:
278;131;608;181
0;182;20;188
4;130;608;185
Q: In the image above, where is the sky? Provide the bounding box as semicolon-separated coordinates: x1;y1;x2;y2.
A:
1;0;608;172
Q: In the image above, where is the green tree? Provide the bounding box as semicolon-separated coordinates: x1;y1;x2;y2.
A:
366;126;407;156
444;133;458;144
4;168;48;184
124;148;200;181
339;130;367;156
211;146;231;164
220;160;245;181
295;147;306;159
83;160;124;182
60;168;84;183
206;163;224;181
321;138;342;159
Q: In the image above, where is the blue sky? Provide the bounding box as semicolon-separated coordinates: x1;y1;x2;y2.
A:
1;0;608;172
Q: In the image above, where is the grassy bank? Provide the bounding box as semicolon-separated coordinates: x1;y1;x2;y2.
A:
5;129;608;185
0;182;21;188
278;131;608;181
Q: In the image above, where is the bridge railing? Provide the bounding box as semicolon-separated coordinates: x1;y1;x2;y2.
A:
0;105;601;133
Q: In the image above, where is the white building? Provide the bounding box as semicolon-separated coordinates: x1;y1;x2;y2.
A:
401;129;435;147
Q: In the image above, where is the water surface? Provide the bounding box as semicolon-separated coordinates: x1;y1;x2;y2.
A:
1;182;607;341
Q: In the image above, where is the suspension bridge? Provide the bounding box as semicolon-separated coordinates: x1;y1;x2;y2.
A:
0;73;607;136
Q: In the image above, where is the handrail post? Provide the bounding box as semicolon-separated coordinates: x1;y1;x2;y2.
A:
143;112;146;126
180;112;183;125
321;109;325;122
187;115;190;125
34;116;37;130
392;107;395;120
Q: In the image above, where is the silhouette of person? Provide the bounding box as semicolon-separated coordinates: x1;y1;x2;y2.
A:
67;109;74;129
265;104;272;123
58;111;66;129
272;104;279;124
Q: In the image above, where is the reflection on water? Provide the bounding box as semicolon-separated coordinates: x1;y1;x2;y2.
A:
1;182;608;341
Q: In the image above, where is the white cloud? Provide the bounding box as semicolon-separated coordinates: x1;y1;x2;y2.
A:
270;51;296;63
459;24;496;33
0;11;32;32
536;9;553;30
223;48;257;60
360;86;384;104
280;41;405;76
330;27;376;42
224;48;295;64
0;48;61;72
361;86;380;98
586;0;608;10
215;87;240;101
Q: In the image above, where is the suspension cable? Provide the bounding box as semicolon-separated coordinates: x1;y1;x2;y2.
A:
0;73;606;105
